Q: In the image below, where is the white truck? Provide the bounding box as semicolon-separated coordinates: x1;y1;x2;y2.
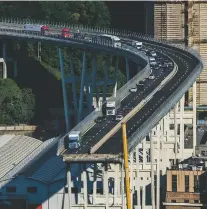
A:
105;100;116;116
132;41;142;49
68;131;81;149
24;24;49;35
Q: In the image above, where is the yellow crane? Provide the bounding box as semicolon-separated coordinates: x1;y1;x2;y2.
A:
122;123;131;209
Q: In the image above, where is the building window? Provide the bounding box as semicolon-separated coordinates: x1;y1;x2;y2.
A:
6;187;16;193
71;187;78;194
194;176;200;192
194;200;199;203
185;175;189;192
184;200;189;203
27;187;37;193
97;188;103;194
171;200;176;203
199;175;206;192
169;124;174;130
172;175;177;192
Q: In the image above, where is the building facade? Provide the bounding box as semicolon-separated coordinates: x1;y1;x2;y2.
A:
164;167;207;209
153;1;207;105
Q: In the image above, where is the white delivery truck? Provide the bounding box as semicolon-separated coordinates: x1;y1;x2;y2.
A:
106;100;116;116
24;24;49;35
68;131;81;149
132;41;142;49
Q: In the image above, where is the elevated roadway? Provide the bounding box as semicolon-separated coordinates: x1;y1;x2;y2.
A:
0;19;204;163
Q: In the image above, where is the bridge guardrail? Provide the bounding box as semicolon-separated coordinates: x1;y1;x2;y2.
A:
128;63;203;153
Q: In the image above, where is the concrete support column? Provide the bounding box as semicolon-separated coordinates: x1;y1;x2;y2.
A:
58;48;70;132
103;164;109;209
2;42;7;79
83;164;88;209
69;51;78;123
174;103;178;162
78;164;82;204
156;125;160;209
143;138;146;168
121;163;125;209
78;51;86;122
150;132;155;209
93;164;97;205
90;54;97;112
113;56;119;98
130;153;133;209
136;147;140;207
193;82;197;155
38;42;41;62
114;164;119;204
14;61;17;77
125;57;130;81
180;96;185;160
66;164;72;209
142;186;145;209
103;57;109;103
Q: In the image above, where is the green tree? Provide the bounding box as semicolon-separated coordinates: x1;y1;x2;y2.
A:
0;79;35;125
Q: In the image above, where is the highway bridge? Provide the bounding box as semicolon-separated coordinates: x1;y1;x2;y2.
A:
0;18;204;209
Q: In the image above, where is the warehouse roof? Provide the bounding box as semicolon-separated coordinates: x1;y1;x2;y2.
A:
0;135;42;179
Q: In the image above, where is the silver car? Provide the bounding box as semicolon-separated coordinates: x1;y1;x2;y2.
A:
115;115;123;121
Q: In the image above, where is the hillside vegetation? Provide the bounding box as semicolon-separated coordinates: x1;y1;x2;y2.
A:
0;2;126;125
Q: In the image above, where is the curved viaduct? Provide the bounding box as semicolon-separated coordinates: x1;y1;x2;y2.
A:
0;19;204;163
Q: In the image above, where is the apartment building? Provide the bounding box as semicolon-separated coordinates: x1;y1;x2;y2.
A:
153;1;207;106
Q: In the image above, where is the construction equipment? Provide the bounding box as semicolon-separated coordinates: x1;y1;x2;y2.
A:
122;123;131;209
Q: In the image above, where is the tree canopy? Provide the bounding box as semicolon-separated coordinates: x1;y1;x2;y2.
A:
0;79;35;125
0;2;126;125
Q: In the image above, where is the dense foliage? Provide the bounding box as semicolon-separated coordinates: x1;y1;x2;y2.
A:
0;2;126;125
0;79;35;125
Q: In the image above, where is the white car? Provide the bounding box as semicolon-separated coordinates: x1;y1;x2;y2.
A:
148;74;155;80
150;51;157;57
129;87;137;92
115;115;123;121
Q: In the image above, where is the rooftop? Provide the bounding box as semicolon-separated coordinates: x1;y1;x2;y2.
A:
0;135;42;179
